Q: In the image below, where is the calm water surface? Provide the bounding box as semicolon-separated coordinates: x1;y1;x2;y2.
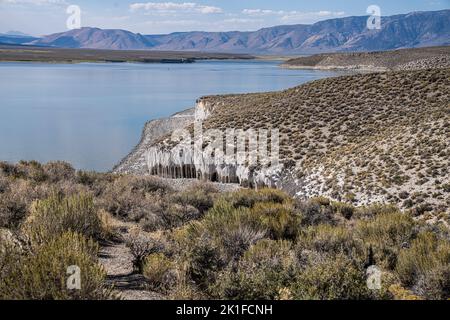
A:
0;60;338;171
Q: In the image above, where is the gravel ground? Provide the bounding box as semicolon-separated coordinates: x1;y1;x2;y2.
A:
98;220;164;300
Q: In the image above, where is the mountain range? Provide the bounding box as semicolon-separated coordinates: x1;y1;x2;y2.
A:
3;9;450;54
0;33;38;45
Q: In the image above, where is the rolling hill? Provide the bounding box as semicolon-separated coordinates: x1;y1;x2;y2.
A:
116;66;450;213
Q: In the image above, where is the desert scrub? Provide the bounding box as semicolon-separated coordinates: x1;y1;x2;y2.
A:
250;202;301;240
355;212;416;269
42;161;76;183
200;200;266;262
22;193;108;244
211;240;295;300
396;232;450;299
0;179;34;229
142;253;175;291
185;234;225;291
0;233;22;284
171;182;218;215
290;254;370;300
15;160;48;183
0;231;113;300
126;230;165;273
98;175;166;220
296;224;365;262
355;203;400;219
223;188;291;209
295;198;337;226
331;201;355;220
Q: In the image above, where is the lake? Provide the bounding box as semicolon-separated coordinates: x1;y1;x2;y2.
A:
0;60;338;171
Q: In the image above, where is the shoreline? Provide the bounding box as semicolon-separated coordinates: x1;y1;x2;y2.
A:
280;46;450;73
280;63;389;72
0;45;255;64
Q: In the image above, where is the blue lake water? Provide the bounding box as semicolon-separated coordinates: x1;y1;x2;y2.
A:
0;60;338;171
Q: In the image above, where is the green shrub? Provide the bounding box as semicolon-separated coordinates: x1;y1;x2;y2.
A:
75;171;102;186
296;224;364;261
355;203;400;219
126;175;171;194
355;212;416;269
98;176;171;221
126;231;164;273
43;161;75;183
0;232;113;300
250;202;301;240
223;188;290;209
309;196;331;207
143;253;174;290
201;200;266;262
0;233;22;283
98;176;152;219
0;182;32;229
212;240;295;299
290;254;370;300
0;176;9;194
186;235;224;290
396;232;450;299
23;193;107;244
17;161;48;183
295;199;337;226
0;161;21;177
171;182;217;215
331;202;355;220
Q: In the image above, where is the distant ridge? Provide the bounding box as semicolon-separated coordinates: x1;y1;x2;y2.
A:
29;9;450;54
0;33;38;45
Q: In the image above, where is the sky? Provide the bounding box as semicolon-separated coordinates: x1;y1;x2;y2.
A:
0;0;449;36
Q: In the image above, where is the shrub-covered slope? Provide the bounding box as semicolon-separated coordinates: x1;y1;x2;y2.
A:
282;46;450;71
157;68;449;212
1;161;449;300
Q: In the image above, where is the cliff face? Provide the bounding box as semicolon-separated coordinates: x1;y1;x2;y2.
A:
113;108;195;175
116;98;285;188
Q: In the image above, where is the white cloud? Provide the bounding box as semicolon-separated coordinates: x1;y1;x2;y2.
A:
198;5;222;14
130;2;223;14
281;11;346;23
0;0;67;5
242;9;283;16
242;8;346;23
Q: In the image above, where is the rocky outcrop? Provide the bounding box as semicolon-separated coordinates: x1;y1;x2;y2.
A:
113;108;195;175
115;98;284;189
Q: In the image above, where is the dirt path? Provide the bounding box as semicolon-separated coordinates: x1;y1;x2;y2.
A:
98;220;164;300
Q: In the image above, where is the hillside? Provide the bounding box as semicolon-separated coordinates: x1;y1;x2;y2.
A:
282;46;450;71
119;68;450;213
0;33;38;45
29;10;450;54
